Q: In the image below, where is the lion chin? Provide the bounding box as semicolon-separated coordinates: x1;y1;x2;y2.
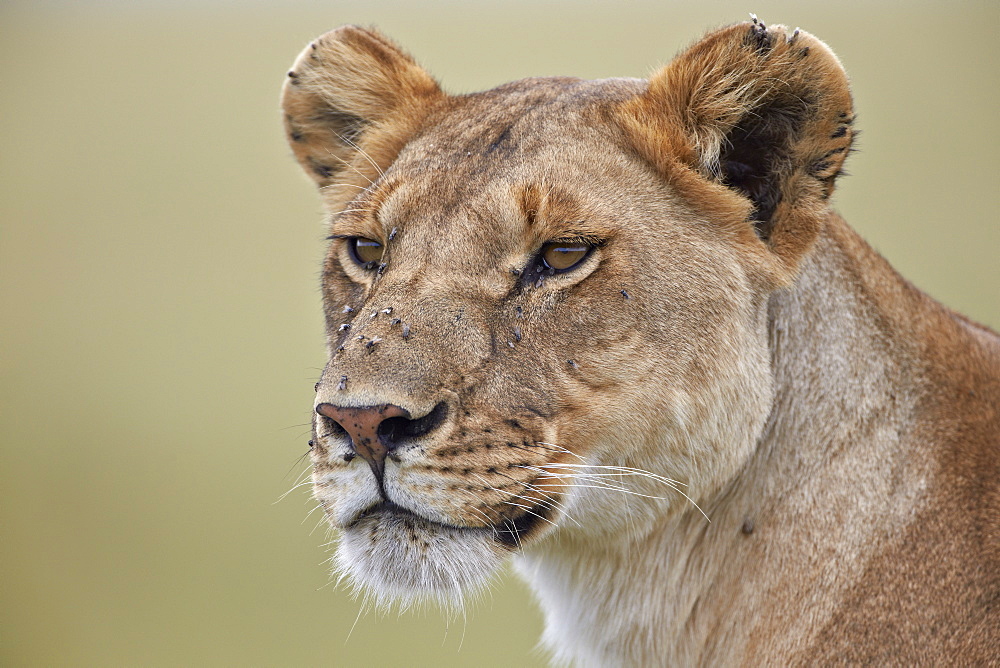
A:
334;509;508;610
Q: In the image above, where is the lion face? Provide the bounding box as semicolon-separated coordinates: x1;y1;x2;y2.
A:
283;23;854;606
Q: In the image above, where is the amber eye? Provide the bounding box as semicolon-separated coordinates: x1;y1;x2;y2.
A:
348;237;383;266
540;242;590;272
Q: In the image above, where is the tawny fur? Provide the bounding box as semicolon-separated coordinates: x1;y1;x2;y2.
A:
282;20;1000;665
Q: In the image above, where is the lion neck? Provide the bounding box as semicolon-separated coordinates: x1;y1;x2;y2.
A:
516;213;931;666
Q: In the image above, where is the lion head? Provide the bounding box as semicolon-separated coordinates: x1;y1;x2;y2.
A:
282;20;853;608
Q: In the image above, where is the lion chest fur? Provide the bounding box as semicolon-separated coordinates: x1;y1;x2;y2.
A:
282;20;1000;666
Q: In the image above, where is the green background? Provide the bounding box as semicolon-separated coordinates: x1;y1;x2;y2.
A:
2;1;997;666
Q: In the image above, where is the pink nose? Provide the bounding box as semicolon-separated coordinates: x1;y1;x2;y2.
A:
315;403;411;479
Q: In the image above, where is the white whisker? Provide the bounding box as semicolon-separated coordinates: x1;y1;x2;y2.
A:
501;500;560;529
323;147;376;185
275;478;316;504
521;460;710;522
335;208;376;215
470;474;529;550
531;462;688;487
512;484;583;529
534;441;588;462
490;469;582;529
319;181;370;191
336;131;386;180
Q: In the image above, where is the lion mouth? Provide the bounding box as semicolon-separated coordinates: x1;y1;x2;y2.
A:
350;500;554;548
348;501;434;528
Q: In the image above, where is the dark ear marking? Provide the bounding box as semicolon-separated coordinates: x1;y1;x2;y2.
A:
309;108;368;144
747;14;773;53
616;21;856;273
307;156;334;179
718;102;808;240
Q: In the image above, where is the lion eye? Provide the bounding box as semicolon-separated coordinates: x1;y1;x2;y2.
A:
348;237;383;266
540;242;590;272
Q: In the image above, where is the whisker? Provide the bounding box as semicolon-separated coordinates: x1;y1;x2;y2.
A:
502;441;566;460
556;468;707;519
336;131;386;180
290;462;315;487
516;487;583;528
533;462;688;487
309;510;331;536
532;482;661;498
345;597;368;644
470;474;528;551
334;208;377;216
522;460;710;522
466;505;501;539
501;500;560;531
323;147;376;186
275;478;316;504
282;451;313;481
526;472;634;496
279;422;313;431
320;181;370;190
534;441;588;462
301;502;325;525
491;470;582;529
531;481;710;522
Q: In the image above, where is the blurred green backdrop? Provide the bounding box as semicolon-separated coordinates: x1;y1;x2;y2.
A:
1;1;997;666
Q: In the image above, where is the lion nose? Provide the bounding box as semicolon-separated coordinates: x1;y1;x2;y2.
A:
315;403;409;478
315;402;448;482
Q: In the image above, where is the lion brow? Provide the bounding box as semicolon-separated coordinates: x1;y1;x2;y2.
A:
534;219;610;245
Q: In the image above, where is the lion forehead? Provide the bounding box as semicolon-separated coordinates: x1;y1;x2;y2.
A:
391;77;646;170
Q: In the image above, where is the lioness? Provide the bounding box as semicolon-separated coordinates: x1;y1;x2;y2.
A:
282;19;999;665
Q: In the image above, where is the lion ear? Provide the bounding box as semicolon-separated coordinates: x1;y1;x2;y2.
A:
618;19;855;272
281;26;443;206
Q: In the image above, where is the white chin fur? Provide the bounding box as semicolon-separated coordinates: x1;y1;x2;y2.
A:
335;511;507;610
